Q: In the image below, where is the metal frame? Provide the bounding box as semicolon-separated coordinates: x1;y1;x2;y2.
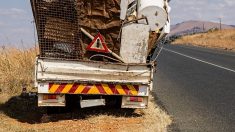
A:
31;0;83;60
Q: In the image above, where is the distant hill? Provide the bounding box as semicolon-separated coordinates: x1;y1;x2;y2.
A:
169;20;235;36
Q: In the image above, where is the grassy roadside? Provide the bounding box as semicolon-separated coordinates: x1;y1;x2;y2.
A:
172;29;235;51
0;47;37;102
0;47;172;132
0;95;172;132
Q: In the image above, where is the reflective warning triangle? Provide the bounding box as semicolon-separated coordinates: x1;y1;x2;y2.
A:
86;33;109;53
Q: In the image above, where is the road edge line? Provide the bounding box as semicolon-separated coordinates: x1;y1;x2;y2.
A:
163;48;235;73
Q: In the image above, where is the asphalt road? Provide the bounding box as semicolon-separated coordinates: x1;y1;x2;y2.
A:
153;45;235;132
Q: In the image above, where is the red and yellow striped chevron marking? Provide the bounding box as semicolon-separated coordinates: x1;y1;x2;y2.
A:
48;83;140;95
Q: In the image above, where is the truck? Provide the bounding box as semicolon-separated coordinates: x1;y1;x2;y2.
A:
31;0;171;109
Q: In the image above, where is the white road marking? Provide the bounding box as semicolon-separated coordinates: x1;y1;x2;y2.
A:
177;45;235;57
163;48;235;73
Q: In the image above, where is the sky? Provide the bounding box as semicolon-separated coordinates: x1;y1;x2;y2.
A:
0;0;34;48
0;0;235;48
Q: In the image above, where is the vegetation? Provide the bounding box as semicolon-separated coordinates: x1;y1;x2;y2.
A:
0;47;37;97
172;29;235;51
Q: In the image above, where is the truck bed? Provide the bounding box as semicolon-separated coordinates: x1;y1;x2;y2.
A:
36;58;152;85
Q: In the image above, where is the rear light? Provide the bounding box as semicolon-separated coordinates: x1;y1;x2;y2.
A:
43;94;57;100
128;97;143;102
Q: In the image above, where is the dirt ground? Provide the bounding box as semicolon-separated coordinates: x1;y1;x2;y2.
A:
0;94;171;132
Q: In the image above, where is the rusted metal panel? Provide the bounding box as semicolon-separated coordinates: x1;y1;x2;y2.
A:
120;24;150;63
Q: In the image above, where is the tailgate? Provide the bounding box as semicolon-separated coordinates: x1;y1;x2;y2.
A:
36;58;152;85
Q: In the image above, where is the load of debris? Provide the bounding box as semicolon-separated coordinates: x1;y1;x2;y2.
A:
31;0;170;63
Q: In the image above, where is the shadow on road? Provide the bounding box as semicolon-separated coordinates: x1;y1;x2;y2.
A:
0;95;142;124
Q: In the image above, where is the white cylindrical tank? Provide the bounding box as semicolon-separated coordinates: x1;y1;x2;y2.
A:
138;0;168;31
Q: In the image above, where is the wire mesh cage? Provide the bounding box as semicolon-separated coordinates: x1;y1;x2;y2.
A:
31;0;83;60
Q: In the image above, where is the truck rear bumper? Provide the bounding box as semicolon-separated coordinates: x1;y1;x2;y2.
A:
38;83;149;96
38;93;148;108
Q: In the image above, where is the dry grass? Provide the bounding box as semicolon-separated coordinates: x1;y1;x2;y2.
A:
0;47;37;97
0;95;172;132
172;29;235;51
